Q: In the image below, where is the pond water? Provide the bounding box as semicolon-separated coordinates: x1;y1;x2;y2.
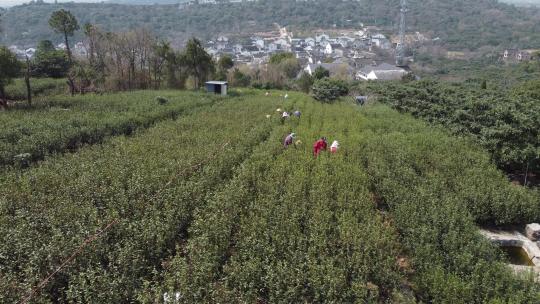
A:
501;246;535;266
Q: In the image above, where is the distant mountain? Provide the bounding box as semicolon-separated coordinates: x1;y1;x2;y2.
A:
2;0;540;51
501;0;540;6
105;0;181;4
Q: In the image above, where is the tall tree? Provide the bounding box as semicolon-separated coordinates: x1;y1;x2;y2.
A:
297;72;314;93
179;38;214;88
0;47;21;107
34;40;70;78
48;9;79;63
217;55;234;71
49;9;79;96
151;41;173;89
83;23;97;65
215;54;234;81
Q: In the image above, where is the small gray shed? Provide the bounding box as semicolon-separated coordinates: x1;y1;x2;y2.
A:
205;81;228;96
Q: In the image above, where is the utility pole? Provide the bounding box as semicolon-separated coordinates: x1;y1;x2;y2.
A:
396;0;407;67
25;54;32;106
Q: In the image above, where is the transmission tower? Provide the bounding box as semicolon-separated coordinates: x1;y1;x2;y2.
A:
395;0;407;67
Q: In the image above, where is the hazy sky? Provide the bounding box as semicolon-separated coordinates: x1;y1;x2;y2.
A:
0;0;102;7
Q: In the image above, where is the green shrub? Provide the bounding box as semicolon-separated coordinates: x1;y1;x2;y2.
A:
311;78;349;102
155;96;169;105
5;77;66;100
313;66;330;80
296;72;313;93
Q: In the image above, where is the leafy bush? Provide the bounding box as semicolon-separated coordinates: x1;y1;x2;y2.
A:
358;79;540;182
296;72;314;93
5;77;66;100
33;40;71;78
313;66;330;80
311;78;349;102
269;52;295;65
155;96;169;105
231;68;251;87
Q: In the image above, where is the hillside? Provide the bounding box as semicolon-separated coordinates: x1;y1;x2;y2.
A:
1;90;540;302
1;0;540;51
502;0;540;6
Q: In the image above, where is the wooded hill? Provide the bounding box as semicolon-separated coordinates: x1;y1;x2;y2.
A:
1;0;540;51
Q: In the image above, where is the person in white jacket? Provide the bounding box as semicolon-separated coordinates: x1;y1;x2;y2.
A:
330;140;339;153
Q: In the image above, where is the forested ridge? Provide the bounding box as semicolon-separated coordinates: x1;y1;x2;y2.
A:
2;0;540;51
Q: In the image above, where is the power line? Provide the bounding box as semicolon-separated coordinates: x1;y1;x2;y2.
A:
396;0;407;67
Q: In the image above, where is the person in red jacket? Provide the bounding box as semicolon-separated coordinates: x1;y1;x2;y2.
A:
313;137;328;157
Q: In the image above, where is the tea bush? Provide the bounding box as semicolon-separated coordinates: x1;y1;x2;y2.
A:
1;91;539;303
358;105;540;303
0;90;216;167
358;80;540;182
160;97;407;303
0;92;283;303
311;78;349;102
4;77;66;100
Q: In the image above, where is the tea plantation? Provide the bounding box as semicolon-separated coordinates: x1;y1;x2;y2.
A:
1;90;539;303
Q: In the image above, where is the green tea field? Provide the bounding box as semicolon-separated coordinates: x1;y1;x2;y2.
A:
1;90;539;303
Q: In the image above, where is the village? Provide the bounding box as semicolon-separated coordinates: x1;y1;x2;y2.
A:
203;25;539;81
204;26;417;81
6;23;538;82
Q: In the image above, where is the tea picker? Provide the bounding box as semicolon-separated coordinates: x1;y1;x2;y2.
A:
313;137;328;157
284;133;296;148
330;140;339;153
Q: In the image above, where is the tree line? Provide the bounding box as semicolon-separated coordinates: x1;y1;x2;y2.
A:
1;9;347;107
0;9;219;107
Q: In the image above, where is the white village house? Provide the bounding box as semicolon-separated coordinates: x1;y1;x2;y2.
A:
356;63;409;81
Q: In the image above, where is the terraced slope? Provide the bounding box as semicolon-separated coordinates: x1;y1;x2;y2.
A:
1;90;539;303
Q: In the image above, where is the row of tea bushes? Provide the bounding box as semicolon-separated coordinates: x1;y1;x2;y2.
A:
5;77;66;101
357;105;540;303
159;98;411;303
0;93;283;303
0;91;217;167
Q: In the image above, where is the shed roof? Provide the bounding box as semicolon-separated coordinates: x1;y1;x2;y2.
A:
359;62;406;74
206;81;228;85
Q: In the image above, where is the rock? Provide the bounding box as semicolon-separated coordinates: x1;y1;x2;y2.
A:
525;223;540;241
